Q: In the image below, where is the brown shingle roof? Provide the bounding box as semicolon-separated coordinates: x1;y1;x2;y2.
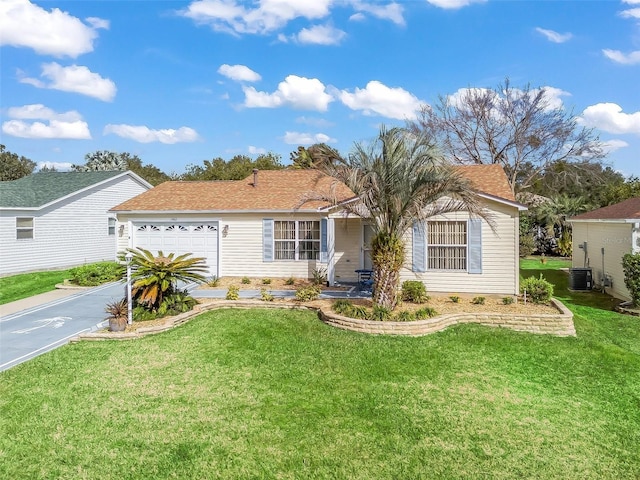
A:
112;164;517;213
570;197;640;221
456;164;516;202
112;169;355;212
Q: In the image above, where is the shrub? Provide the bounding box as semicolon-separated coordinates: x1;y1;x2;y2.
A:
449;295;460;303
104;298;128;331
262;278;271;285
69;261;124;286
332;299;354;315
519;233;535;258
401;280;429;303
472;296;486;305
207;276;220;287
349;305;369;319
285;277;296;286
622;253;640;306
260;288;274;302
295;285;321;302
241;276;251;284
311;268;327;286
520;274;554;304
414;306;437;319
370;305;392;321
226;285;240;300
502;296;515;305
158;290;197;316
394;310;415;322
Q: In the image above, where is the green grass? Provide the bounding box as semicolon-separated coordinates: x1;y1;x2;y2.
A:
1;260;639;479
0;269;74;305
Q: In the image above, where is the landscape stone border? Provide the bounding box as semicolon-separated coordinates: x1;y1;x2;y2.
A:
74;297;575;342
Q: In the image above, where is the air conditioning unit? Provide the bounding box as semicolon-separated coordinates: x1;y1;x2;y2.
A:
569;268;593;291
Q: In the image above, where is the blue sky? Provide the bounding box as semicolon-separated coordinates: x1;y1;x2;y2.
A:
1;0;639;178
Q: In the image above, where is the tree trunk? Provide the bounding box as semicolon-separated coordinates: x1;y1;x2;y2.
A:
371;233;405;310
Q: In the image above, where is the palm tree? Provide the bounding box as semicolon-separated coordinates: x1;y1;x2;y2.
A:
317;126;489;310
125;248;209;311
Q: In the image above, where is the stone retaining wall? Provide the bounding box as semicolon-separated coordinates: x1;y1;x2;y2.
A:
319;298;575;337
75;298;575;342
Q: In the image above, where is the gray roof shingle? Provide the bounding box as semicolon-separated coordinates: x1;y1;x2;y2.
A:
0;171;123;208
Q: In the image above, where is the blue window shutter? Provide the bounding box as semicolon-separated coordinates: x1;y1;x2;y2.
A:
468;218;482;274
320;218;328;263
263;219;274;262
412;221;426;272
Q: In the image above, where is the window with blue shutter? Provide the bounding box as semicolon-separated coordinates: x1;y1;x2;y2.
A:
467;218;482;274
320;218;328;263
412;222;426;272
263;219;274;262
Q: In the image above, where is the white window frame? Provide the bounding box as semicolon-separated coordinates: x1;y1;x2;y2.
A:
274;220;320;261
108;217;117;236
427;220;467;271
16;217;34;240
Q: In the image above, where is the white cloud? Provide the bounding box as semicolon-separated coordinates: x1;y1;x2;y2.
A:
179;0;333;35
447;85;569;113
350;1;405;26
579;103;640;135
248;145;266;154
601;139;629;153
19;63;117;102
37;161;73;171
349;12;366;22
339;80;422;120
243;75;334;111
2;104;91;139
295;24;346;45
103;124;200;144
620;7;640;19
85;16;109;30
535;27;572;43
3;120;91;139
602;49;640;65
6;104;83;122
0;0;106;58
536;86;571;110
218;64;261;82
426;0;485;9
283;131;336;145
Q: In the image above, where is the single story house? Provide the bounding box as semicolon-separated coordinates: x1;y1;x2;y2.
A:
111;165;526;295
569;197;640;301
0;170;152;276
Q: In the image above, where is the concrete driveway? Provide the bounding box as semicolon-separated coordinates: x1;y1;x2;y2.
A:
0;282;125;372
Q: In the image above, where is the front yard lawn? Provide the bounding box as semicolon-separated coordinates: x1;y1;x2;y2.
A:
0;269;74;305
2;262;640;479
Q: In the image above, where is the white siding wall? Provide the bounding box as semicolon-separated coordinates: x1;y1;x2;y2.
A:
117;212;324;280
571;222;633;301
400;202;520;295
0;176;149;276
333;218;363;282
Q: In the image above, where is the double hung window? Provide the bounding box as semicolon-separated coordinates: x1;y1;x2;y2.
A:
427;221;467;270
274;220;320;260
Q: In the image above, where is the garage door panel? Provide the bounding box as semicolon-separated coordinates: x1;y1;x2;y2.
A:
132;222;218;275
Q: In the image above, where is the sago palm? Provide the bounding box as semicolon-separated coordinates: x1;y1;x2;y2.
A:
125;248;208;311
318;126;489;309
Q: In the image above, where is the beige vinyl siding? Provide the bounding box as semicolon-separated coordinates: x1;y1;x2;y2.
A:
571;222;633;301
0;176;149;276
117;212;324;280
333;218;363;282
400;201;520;295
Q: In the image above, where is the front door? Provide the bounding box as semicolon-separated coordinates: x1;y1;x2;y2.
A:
363;224;374;270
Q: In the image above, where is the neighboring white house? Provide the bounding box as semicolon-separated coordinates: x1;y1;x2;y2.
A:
569;197;640;301
111;166;526;295
0;170;152;276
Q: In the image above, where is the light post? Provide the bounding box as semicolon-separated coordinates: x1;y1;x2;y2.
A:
125;252;133;325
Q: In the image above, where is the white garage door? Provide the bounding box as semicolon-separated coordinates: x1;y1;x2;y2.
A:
132;222;218;276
